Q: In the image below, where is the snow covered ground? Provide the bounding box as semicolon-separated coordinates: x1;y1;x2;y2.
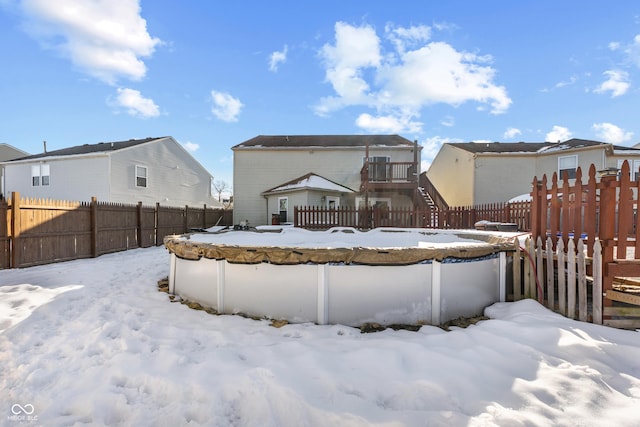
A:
1;246;639;426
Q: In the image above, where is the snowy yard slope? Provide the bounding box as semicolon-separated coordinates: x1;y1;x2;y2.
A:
1;247;639;426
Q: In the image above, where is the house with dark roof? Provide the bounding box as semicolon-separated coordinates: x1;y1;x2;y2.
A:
0;136;219;207
232;135;422;226
0;143;29;162
425;138;640;207
0;143;30;199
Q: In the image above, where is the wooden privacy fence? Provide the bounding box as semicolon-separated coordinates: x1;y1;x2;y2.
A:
530;161;640;329
294;201;531;231
0;192;233;269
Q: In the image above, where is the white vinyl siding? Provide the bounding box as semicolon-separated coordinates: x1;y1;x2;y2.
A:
6;156;110;201
109;137;214;207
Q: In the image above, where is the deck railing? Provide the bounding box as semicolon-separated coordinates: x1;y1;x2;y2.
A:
360;161;417;184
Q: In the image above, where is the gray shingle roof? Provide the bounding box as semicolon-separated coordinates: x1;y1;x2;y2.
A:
448;138;640;154
232;135;415;149
9;137;166;161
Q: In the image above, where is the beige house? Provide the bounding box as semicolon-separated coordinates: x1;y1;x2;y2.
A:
232;135;421;226
426;138;640;206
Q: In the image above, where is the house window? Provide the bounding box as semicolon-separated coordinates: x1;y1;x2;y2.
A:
41;164;50;186
558;155;577;180
617;159;640;180
135;165;148;188
278;197;288;223
31;163;50;187
365;156;391;181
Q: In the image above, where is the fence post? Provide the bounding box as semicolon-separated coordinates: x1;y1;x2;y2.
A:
598;169;618;311
184;205;189;233
137;201;143;248
155;202;160;246
203;204;207;229
90;196;98;258
530;177;541;239
10;192;21;268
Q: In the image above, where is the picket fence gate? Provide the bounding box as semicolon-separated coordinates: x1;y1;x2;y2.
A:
514;236;603;325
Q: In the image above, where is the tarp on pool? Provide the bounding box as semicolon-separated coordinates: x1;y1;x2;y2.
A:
163;232;517;266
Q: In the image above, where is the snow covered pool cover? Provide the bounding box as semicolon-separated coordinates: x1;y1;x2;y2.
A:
164;227;517;265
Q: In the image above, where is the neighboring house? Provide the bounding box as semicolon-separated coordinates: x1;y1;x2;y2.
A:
0;143;30;199
0;143;29;161
232;135;422;226
426;138;640;207
0;136;220;208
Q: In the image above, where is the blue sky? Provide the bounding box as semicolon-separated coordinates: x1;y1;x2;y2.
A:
2;1;640;187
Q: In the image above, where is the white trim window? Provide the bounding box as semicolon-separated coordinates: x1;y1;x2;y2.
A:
31;163;50;187
135;165;148;188
278;197;288;223
617;159;640;180
558;155;577;180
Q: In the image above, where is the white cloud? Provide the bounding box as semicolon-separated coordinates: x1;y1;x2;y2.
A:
503;127;522;139
112;87;160;118
379;42;511;114
592;122;634;144
210;90;243;122
546;125;572;142
315;22;511;132
440;116;455;127
594;70;630;97
20;0;161;85
316;21;381;112
384;23;431;55
623;34;640;68
554;75;578;89
355;113;422;134
269;45;288;72
182;141;200;152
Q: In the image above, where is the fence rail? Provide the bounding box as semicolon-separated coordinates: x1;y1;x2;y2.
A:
0;192;233;269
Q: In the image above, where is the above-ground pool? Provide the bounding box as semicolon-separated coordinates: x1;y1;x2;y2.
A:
164;227;517;326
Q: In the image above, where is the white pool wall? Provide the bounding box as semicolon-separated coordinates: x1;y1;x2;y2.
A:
168;252;506;326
